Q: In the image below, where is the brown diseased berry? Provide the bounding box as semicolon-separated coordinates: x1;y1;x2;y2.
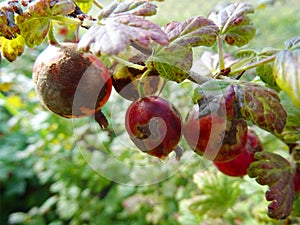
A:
33;43;112;119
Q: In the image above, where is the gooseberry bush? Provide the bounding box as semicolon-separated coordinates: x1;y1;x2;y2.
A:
1;0;300;223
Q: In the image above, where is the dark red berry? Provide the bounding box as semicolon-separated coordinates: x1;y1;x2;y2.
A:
214;129;263;177
294;168;300;193
125;96;182;159
183;104;248;162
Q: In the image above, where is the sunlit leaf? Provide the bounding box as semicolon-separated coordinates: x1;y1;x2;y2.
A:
0;35;25;62
248;152;295;220
256;63;280;91
16;14;50;48
274;49;300;108
98;0;157;19
78;14;168;55
209;2;255;46
162;16;219;48
75;0;93;14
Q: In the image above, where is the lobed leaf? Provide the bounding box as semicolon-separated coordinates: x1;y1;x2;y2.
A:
98;0;157;19
233;82;287;134
16;14;50;48
28;0;76;17
248;152;295;220
78;14;169;55
162;16;219;48
274;49;300;108
209;2;255;47
148;45;193;83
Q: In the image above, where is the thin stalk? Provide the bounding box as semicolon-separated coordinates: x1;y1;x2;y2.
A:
111;55;146;71
138;68;152;98
218;36;225;71
229;55;276;76
93;0;104;9
48;21;59;45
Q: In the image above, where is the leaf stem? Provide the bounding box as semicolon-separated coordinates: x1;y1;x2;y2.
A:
111;55;146;71
48;21;59;45
229;55;276;76
93;0;104;9
138;68;152;98
217;36;225;71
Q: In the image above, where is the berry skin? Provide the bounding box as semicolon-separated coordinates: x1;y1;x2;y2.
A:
33;43;112;119
294;168;300;193
112;65;162;101
125;96;182;159
112;52;163;101
214;129;263;177
183;104;248;162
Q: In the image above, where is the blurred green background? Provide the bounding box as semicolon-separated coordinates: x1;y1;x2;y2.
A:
1;0;300;225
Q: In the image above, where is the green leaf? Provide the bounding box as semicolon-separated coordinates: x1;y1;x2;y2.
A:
234;82;287;134
223;16;256;47
274;49;300;108
191;171;241;218
279;92;300;128
248;152;295;220
162;16;219;48
0;35;25;62
78;14;169;55
13;0;78;48
256;63;280;91
209;2;255;47
279;92;300;143
16;15;50;48
148;45;193;83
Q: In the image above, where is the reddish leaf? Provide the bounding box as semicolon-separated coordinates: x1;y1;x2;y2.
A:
248;152;295;220
162;16;219;47
209;2;255;47
98;0;157;19
233;82;287;134
78;14;169;55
